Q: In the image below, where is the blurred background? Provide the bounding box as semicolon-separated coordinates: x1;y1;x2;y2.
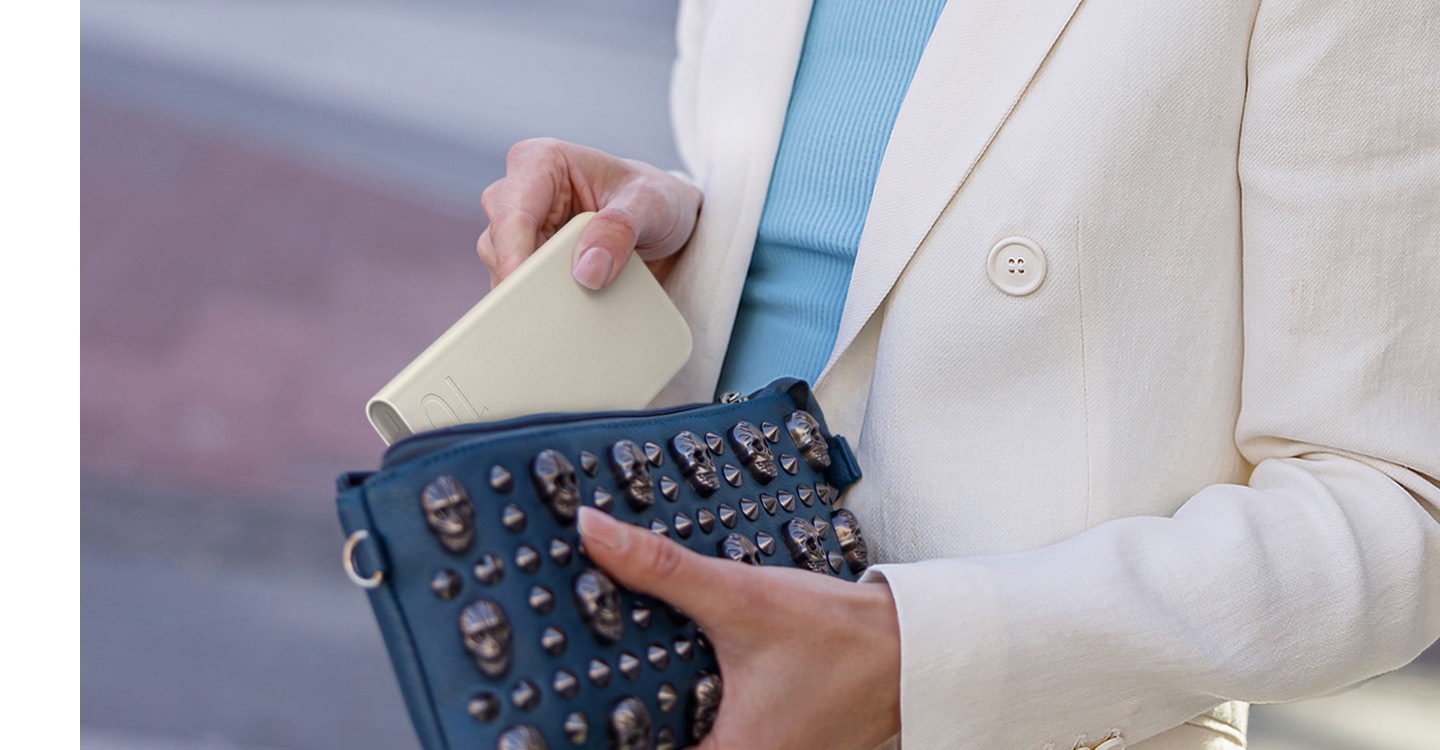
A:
79;1;1437;749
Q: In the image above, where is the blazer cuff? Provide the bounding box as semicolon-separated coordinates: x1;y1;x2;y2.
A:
860;560;1013;749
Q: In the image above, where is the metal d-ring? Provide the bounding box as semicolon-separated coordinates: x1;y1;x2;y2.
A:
343;530;384;589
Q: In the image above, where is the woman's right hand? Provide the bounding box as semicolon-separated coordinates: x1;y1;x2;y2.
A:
477;138;702;290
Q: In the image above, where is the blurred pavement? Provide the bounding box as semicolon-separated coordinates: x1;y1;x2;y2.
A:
79;1;1438;749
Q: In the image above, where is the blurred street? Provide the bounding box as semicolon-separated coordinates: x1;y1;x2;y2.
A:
80;1;1438;749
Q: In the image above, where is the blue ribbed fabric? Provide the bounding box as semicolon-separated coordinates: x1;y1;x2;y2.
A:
715;0;947;396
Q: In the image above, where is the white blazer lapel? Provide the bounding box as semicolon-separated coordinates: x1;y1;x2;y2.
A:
818;0;1086;382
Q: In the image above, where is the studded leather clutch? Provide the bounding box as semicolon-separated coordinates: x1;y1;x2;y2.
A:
336;378;867;750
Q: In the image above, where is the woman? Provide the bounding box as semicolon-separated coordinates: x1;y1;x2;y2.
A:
475;2;1440;748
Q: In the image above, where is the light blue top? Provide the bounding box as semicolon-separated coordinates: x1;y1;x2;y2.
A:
715;0;948;396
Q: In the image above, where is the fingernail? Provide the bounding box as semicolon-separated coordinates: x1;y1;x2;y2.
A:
579;506;629;551
573;246;613;290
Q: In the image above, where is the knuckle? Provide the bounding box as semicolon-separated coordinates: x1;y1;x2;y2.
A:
598;206;639;240
507;136;564;166
645;534;687;581
479;180;502;211
475;234;497;264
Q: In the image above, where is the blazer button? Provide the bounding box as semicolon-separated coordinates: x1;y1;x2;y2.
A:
987;236;1047;296
1093;737;1126;750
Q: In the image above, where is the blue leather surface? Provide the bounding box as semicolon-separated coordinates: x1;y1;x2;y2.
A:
337;379;864;749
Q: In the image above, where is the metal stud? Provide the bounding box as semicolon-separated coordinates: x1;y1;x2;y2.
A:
658;475;679;502
723;464;743;487
670;431;720;496
761;422;781;443
674;637;694;661
649;519;669;537
687;672;723;742
760;493;778;515
502;503;527;532
797;484;816;507
588;658;612;687
497;725;545;750
778;491;796;513
644;441;664;466
467;692;500;723
657;726;678;750
529;585;555;613
717;504;737;528
553;669;579;699
579;450;599;477
730;422;779;483
704;432;724;454
549;537;573;565
563;712;588;744
813;516;830;540
593;486;614;513
510;680;540;711
574;568;625;644
786;409;833;470
430;569;462;600
783;518;828;574
673;513;694;539
657;683;679;713
831;507;869;573
779;454;799;475
695;508;716;533
609;697;652;750
632;602;652;629
532;449;581;524
695;629;712;652
828;551;845;574
740;497;759;521
647;643;669;670
490;464;514;492
419;475;475;554
817;482;838;504
541;626;567;655
610;439;656;511
755;531;777;556
515;545;541;573
618;652;642;680
473;554;505;585
718;533;762;565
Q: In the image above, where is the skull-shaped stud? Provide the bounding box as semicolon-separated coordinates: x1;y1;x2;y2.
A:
573;568;625;644
609;697;653;750
496;724;547;750
717;533;763;566
785;410;832;470
610;439;656;511
783;518;828;574
419;475;474;554
531;449;580;524
830;508;869;573
687;671;723;742
458;598;512;678
669;431;720;495
728;421;778;483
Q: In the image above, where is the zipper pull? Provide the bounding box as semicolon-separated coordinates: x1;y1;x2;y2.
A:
717;391;748;404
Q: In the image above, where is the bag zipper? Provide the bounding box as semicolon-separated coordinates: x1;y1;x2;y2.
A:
381;385;768;468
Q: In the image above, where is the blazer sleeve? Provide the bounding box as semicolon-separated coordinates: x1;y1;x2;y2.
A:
860;2;1440;748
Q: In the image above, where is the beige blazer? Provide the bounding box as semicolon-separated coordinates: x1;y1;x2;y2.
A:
655;1;1440;748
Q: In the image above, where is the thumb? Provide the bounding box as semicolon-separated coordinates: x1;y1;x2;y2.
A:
577;506;736;620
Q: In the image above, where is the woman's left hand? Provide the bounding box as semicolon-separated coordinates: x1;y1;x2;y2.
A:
577;506;902;750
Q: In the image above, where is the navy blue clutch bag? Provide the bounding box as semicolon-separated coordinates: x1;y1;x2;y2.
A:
336;378;867;750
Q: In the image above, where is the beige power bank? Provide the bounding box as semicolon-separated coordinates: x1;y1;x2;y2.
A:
367;213;692;444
